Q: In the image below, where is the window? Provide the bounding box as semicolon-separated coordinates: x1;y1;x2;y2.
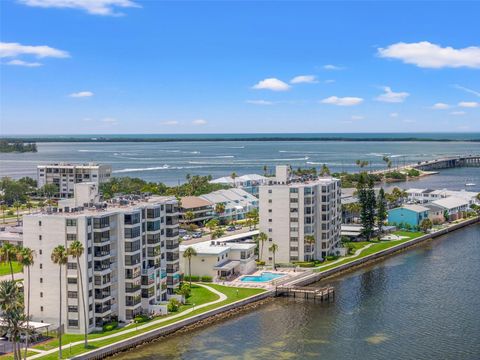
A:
290;188;298;194
66;219;77;226
39;249;42;255
68;305;78;312
39;263;42;269
40;292;43;298
68;278;77;284
66;234;77;241
124;213;140;225
39;235;42;241
67;262;77;270
40;278;43;283
38;221;42;226
125;226;141;239
40;306;44;312
68;320;79;327
93;217;110;229
68;291;78;299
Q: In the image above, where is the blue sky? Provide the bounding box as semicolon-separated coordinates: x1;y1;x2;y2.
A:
1;0;479;134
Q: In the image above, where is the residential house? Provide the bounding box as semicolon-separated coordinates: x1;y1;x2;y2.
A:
387;204;430;228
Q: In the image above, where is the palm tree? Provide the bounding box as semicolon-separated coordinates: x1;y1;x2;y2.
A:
214;203;225;215
320;164;330;176
231;172;237;187
304;235;315;261
269;243;279;270
0;243;18;281
16;247;35;360
183;210;195;224
13;201;21;226
263;165;268;176
0;280;25;360
1;204;7;223
182;247;197;286
25;201;33;214
51;245;68;359
68;241;88;348
256;232;267;260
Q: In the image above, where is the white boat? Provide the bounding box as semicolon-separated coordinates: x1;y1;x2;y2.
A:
465;183;476;187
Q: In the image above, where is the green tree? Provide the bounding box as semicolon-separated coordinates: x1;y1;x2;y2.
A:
211;228;225;239
443;210;450;222
355;159;369;169
0;280;25;360
319;164;330;176
376;188;387;239
205;218;219;233
214;203;225;215
40;183;59;199
263;165;268;176
16;247;35;360
177;283;191;298
0;243;18;281
167;298;181;312
231;172;237;186
13;201;21;226
256;232;268;261
184;211;195;223
420;218;433;233
183;247;197;287
51;245;68;359
68;241;88;348
304;235;315;261
1;204;7;223
357;175;376;241
269;243;279;270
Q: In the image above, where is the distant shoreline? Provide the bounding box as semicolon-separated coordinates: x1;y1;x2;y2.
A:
1;136;479;143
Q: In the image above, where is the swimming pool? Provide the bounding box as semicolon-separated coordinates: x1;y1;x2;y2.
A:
240;272;286;282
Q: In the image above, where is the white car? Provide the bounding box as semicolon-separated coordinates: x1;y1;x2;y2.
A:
182;235;192;241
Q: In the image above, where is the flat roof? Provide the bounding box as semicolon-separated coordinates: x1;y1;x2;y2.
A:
180;196;213;209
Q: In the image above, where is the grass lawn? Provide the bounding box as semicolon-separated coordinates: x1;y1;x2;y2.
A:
34;284;265;359
315;231;425;273
0;261;23;276
0;350;40;360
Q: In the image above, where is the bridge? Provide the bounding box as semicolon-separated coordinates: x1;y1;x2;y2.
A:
369;154;480;175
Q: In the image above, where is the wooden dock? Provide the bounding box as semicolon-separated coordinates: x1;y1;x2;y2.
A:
275;285;335;302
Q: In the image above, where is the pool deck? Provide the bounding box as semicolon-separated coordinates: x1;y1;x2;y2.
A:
222;268;311;289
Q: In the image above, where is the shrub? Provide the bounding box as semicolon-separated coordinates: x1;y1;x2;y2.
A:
183;275;200;282
200;275;212;282
102;321;118;332
7;210;14;216
134;314;150;324
177;283;191;298
167;298;181;312
325;255;339;261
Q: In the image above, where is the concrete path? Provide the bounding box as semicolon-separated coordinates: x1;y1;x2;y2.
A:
27;283;226;359
0;272;24;282
314;243;374;270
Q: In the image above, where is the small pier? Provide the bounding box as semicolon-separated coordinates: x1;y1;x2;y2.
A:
275;285;335;301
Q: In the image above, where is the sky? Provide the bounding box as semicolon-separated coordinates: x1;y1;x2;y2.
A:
0;0;479;135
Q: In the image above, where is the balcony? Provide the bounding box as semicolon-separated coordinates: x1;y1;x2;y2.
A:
95;305;112;315
166;240;178;250
125;285;141;293
166;253;179;262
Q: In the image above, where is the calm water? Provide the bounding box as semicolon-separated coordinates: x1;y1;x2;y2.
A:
1;140;479;187
115;224;480;360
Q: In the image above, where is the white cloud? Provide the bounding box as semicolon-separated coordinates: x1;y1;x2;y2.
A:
252;78;290;91
324;79;335;84
378;41;480;69
450;111;466;116
458;101;479;108
390;112;399;117
323;64;343;70
431;102;450;110
375;87;409;103
290;75;318;84
101;117;118;124
69;91;94;98
351;115;365;120
403;119;416;123
454;84;480;97
18;0;140;16
0;42;69;58
192;119;207;125
160;120;179;126
6;59;42;67
246;100;274;105
320;96;363;106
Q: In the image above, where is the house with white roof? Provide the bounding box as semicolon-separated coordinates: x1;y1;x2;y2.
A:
200;188;258;222
406;188;479;205
179;240;256;281
209;174;269;197
431;197;470;220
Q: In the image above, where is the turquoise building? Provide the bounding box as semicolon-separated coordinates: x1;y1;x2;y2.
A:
388;204;430;228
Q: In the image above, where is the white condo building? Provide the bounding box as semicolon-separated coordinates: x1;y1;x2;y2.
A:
23;183;180;334
259;166;342;264
37;163;112;198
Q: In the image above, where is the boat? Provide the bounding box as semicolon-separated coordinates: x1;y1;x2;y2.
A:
465;183;476;187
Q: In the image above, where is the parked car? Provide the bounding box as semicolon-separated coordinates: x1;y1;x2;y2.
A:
192;232;203;238
179;229;187;236
182;235;192;241
226;226;236;232
235;224;242;230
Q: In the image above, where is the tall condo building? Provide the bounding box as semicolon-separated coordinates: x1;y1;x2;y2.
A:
37;163;112;198
23;183;180;334
259;166;342;264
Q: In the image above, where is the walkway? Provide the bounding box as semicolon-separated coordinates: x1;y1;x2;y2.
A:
27;284;227;359
0;272;24;282
314;243;374;270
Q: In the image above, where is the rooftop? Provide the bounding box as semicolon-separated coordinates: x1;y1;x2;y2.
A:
180;196;213;209
431;196;470;209
400;204;430;213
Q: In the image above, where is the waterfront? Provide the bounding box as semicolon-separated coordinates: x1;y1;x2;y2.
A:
115;224;480;360
1;140;479;187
